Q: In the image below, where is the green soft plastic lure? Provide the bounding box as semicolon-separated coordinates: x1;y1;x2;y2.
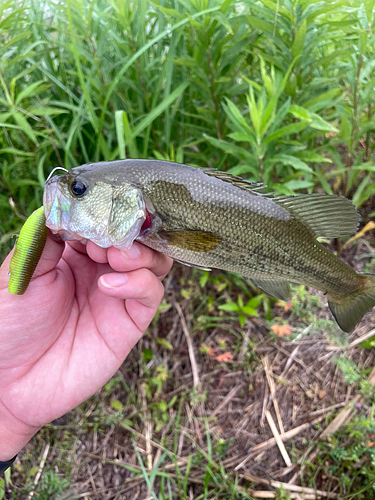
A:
8;206;48;295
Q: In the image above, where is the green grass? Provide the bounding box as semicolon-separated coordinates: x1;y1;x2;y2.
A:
1;0;375;498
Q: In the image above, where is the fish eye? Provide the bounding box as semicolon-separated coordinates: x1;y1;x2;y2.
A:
70;180;87;197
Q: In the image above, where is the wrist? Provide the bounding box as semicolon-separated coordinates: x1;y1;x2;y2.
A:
0;427;37;462
0;402;40;461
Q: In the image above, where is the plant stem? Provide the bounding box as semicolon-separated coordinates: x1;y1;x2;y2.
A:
207;50;223;141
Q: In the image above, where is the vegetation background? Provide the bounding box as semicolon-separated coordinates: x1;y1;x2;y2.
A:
0;0;375;498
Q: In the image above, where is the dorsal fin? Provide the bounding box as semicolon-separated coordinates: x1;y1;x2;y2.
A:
202;169;271;196
274;194;360;238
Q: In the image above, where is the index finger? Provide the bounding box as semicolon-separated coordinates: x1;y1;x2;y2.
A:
86;241;173;280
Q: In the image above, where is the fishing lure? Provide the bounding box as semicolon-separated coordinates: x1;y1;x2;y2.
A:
8;206;48;295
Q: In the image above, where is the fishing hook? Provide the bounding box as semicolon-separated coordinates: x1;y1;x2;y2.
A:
45;166;69;183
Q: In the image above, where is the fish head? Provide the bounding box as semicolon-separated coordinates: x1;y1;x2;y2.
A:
43;168;146;249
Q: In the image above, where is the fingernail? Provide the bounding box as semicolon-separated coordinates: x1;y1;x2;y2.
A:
101;273;128;288
120;244;140;261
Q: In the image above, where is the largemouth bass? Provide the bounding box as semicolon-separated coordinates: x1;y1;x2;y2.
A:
43;159;375;332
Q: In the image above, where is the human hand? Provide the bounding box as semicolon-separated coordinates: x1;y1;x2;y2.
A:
0;235;172;461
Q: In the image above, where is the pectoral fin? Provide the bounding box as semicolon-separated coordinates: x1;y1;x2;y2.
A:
158;230;220;253
251;278;291;301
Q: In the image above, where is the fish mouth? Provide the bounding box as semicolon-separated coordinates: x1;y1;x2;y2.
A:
43;178;76;239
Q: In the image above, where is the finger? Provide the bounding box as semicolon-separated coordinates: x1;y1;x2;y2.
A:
107;242;173;279
98;268;165;332
86;241;108;263
67;240;89;255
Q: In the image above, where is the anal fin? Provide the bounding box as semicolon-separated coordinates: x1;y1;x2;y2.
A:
251;278;291;301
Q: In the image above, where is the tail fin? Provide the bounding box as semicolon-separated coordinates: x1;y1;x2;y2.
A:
328;274;375;332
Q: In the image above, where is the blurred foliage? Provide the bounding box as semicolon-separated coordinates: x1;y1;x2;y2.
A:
1;0;375;255
317;412;375;499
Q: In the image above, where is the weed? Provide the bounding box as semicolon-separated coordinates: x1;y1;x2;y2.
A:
317;412;375;499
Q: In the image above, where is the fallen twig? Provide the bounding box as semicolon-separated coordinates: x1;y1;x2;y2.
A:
176;302;200;388
262;356;285;436
266;410;292;467
242;472;338;498
28;442;50;499
325;328;375;351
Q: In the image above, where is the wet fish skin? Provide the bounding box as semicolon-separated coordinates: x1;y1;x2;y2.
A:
43;160;375;332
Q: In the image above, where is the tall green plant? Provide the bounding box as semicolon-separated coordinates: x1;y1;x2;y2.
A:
205;59;335;190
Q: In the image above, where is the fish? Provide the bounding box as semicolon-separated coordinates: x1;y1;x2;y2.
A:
42;159;375;332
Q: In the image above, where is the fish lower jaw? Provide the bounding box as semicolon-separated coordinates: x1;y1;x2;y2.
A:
50;228;90;246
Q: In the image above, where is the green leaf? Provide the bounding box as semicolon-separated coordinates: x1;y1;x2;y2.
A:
303;89;341;109
315;169;333;195
115;110;127;159
111;400;124;411
359;336;375;349
203;134;257;163
241;306;259;317
142;349;153;363
224;98;254;135
283;180;314;191
247;87;261;137
270;154;313;173
15;81;50;104
308;113;338;133
0;148;33;156
295;151;332;163
246;295;264;309
289;104;312;121
292;20;307;59
13;179;40;188
352;180;375;207
260;57;273;98
13;113;37;144
211;11;233;34
172;57;198;67
37;152;48;187
353;162;375;172
0;478;4;500
228;164;260;177
156;338;173;350
340;114;351;147
246;15;274;33
228;132;255;144
132;81;189;138
239;314;246;327
264;122;308;144
218;302;239;312
28;107;68;116
290;105;337;132
199;271;210;287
